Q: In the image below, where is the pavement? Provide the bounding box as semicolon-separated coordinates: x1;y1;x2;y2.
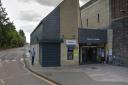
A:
24;48;128;85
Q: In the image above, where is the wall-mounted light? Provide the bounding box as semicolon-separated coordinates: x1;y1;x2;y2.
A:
120;10;128;14
60;35;64;39
60;35;64;42
36;36;39;41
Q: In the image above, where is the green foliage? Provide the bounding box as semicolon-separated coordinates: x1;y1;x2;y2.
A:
0;1;26;48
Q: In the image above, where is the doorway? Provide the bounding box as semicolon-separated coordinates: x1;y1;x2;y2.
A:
80;46;105;64
82;47;97;64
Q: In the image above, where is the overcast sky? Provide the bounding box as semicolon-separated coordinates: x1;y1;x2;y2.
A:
2;0;89;43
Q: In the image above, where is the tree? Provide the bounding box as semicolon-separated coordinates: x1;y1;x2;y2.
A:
19;29;25;37
0;1;26;48
19;29;26;46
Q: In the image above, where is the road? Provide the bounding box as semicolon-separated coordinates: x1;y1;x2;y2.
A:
0;48;50;85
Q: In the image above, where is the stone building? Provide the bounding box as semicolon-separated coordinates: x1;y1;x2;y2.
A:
79;0;111;64
81;0;110;28
30;0;81;67
111;0;128;65
80;0;128;65
31;0;128;67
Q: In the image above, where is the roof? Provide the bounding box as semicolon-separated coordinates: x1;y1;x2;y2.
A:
31;0;64;35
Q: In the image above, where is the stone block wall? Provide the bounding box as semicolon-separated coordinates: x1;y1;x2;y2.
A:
112;17;128;65
81;0;110;29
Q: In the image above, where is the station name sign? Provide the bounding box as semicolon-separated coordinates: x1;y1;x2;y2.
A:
66;40;77;45
87;38;100;41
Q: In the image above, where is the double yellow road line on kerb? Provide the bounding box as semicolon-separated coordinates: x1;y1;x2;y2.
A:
23;56;62;85
31;72;57;85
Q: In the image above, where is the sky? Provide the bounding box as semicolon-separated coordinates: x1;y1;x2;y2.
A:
2;0;89;43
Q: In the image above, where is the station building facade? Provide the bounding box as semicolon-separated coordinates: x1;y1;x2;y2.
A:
80;0;128;65
79;0;112;64
111;0;128;65
30;0;81;67
31;0;128;67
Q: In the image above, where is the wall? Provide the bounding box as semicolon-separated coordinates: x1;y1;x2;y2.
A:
60;0;81;39
59;0;81;65
81;0;110;29
30;23;43;44
30;44;40;65
112;17;128;65
110;0;128;65
80;0;113;59
111;0;128;19
30;6;60;44
42;7;60;41
107;29;113;56
30;6;61;66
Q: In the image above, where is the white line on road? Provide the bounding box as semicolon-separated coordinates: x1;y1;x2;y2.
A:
20;58;24;61
20;58;26;68
0;79;5;84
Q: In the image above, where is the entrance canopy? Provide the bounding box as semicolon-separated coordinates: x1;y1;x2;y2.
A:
78;29;107;44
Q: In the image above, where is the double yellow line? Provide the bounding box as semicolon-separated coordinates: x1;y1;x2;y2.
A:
23;56;62;85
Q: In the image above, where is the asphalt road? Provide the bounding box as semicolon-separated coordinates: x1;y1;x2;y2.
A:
0;47;50;85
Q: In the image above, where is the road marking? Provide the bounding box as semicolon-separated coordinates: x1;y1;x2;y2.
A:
0;58;3;67
20;58;24;61
5;60;9;63
32;73;57;85
23;58;60;85
0;79;5;84
11;60;16;62
20;58;25;67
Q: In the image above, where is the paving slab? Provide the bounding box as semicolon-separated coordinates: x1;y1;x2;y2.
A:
24;51;128;85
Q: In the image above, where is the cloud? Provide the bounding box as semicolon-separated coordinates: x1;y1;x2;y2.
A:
19;10;41;22
17;0;90;7
80;0;90;6
3;0;90;43
35;0;63;7
18;0;31;2
20;24;35;33
18;0;63;7
15;20;38;34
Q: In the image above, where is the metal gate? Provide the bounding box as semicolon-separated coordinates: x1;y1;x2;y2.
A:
42;43;60;67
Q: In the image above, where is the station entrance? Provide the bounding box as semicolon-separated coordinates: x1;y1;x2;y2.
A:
78;29;107;65
79;45;105;64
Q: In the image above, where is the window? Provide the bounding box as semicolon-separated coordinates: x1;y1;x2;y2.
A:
67;47;73;60
87;18;88;27
98;14;100;23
